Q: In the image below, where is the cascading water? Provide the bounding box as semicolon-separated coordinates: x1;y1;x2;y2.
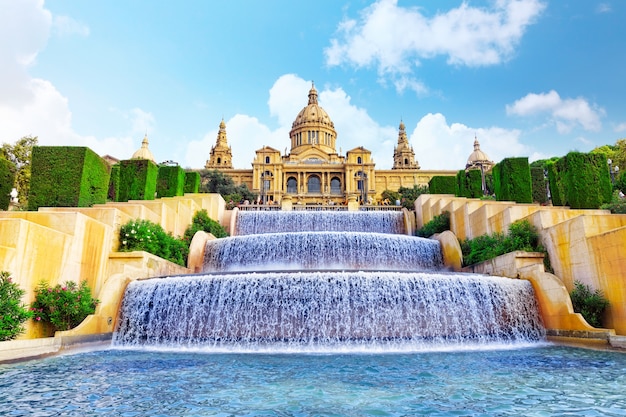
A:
113;210;545;351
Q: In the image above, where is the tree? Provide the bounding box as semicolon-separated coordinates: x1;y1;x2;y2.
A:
0;136;38;209
201;169;255;204
397;185;429;209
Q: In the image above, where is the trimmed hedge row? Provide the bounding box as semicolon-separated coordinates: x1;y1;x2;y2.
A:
117;159;158;202
492;157;532;203
429;176;456;194
184;171;201;194
0;158;16;210
29;146;110;210
530;166;548;204
455;169;483;198
549;152;612;209
156;165;185;198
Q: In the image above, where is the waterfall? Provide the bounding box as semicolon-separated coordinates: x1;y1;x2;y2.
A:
235;210;405;235
113;272;544;351
113;210;546;351
203;232;443;272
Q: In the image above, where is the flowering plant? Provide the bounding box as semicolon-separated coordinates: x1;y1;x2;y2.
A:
31;280;99;332
0;271;32;341
118;219;188;266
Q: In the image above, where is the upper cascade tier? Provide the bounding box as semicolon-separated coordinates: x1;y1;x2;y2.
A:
235;210;406;236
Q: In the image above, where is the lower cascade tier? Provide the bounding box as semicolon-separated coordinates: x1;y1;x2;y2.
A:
112;272;545;351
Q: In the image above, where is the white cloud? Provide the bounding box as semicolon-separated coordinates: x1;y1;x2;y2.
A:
596;3;612;13
0;0;139;162
614;122;626;133
506;90;604;133
325;0;545;91
410;113;528;170
52;15;90;37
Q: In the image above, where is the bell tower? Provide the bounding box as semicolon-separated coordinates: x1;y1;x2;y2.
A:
206;119;233;169
392;120;419;169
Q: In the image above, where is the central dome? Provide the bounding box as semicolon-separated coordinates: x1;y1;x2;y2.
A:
289;82;338;155
292;84;334;129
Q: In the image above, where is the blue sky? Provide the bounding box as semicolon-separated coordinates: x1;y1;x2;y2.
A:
1;0;625;170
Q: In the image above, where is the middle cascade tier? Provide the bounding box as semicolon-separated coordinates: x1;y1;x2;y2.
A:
203;231;444;272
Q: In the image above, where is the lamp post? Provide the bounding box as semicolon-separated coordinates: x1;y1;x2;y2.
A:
608;158;614;183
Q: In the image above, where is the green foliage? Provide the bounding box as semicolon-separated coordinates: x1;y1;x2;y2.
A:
428;176;456;194
184;171;201;193
0;271;32;341
201;169;255;202
0;136;37;208
108;163;120;201
456;169;484;198
530;166;548;204
493;157;533;203
570;281;609;328
117;159;158;202
600;190;626;214
615;170;626;195
546;160;564;206
0;158;16;210
31;280;99;332
118;219;188;266
461;220;543;266
397;185;429;209
182;209;228;244
417;211;450;237
380;190;400;205
156;165;185;198
29;146;111;210
554;152;613;209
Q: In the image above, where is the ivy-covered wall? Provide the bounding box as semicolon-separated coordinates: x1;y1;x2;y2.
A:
492;157;532;203
455;169;483;198
428;176;456;194
29;146;111;210
184;171;201;194
117;159;158;202
156;165;185;198
0;158;16;210
551;152;612;209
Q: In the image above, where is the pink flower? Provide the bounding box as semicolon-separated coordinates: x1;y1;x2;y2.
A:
36;317;41;321
62;287;67;291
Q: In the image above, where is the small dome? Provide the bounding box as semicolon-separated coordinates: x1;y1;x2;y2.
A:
291;83;335;129
131;134;156;163
466;136;493;169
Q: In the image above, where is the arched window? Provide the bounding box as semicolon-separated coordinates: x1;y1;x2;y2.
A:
404;158;409;165
307;175;321;193
330;177;341;194
217;157;221;164
287;177;297;194
265;156;270;164
357;156;362;164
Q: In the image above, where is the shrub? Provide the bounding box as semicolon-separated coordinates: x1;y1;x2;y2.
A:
570;281;609;328
417;211;450;237
461;220;544;266
492;157;533;203
31;280;99;332
0;271;32;341
183;209;228;244
600;190;626;214
118;219;188;266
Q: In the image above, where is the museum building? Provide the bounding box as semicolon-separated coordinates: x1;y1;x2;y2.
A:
204;83;459;205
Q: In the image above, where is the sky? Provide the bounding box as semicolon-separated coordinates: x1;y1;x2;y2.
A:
1;0;625;171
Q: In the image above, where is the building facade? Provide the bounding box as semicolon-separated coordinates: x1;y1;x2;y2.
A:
206;83;457;204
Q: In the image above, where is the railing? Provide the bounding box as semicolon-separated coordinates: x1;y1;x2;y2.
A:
237;204;403;211
237;204;282;211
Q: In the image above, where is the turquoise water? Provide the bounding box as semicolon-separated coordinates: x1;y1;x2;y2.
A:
2;345;626;416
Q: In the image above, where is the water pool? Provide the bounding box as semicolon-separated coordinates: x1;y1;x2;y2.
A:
1;345;626;416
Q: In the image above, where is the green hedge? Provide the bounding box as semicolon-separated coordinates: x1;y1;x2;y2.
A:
29;146;111;210
456;169;483;198
492;157;532;203
0;158;16;210
530;166;548;204
546;160;564;206
108;163;120;201
429;176;456;194
117;159;158;202
550;152;612;209
156;165;185;198
184;171;201;193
